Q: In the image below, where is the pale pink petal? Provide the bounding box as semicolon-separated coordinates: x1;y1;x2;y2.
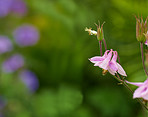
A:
108;67;116;75
94;61;102;66
143;79;148;85
142;92;148;100
116;63;127;76
109;61;118;72
103;50;110;58
141;87;148;100
99;50;113;70
125;80;143;87
112;51;117;61
99;58;110;70
89;56;104;63
133;86;145;99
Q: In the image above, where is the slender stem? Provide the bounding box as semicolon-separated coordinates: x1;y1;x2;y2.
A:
103;38;107;50
99;41;102;56
140;42;148;76
113;75;148;111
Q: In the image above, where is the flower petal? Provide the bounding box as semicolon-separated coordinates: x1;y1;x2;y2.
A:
116;63;127;76
109;61;118;72
89;56;104;63
125;80;143;87
133;86;145;99
141;87;148;100
99;50;113;70
108;67;116;75
143;78;148;85
94;61;102;66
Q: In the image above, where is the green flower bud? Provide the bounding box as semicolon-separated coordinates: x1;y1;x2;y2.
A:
136;16;147;43
95;22;105;41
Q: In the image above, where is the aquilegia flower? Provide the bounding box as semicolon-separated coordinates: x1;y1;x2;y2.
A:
13;24;39;47
0;36;13;54
126;79;148;100
10;0;27;16
89;49;127;76
19;70;39;93
2;54;24;73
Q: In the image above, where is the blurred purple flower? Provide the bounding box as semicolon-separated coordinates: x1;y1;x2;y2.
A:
0;36;13;54
0;113;4;117
11;0;27;16
2;54;24;73
13;24;39;47
19;70;39;93
0;96;7;110
0;0;12;17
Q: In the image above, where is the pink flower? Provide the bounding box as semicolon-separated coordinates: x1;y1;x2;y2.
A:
89;49;127;76
126;79;148;100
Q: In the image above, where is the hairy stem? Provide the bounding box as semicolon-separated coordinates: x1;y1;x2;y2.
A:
140;42;148;76
113;75;148;111
103;38;107;50
99;41;102;56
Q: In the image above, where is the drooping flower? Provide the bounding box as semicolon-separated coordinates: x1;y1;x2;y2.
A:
2;54;24;73
89;49;127;76
0;36;13;54
0;0;12;17
13;24;39;47
126;79;148;100
19;70;39;93
10;0;27;17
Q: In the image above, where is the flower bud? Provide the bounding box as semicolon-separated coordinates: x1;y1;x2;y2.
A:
95;22;105;41
136;16;147;42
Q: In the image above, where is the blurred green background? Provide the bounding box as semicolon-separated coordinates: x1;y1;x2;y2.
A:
0;0;148;117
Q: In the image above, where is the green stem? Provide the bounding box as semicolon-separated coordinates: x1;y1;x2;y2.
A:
112;75;148;111
140;42;148;76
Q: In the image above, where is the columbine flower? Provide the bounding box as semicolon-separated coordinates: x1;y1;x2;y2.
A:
126;79;148;100
19;70;39;93
2;54;24;73
85;27;97;35
0;36;13;54
89;49;127;76
10;0;27;17
13;24;39;47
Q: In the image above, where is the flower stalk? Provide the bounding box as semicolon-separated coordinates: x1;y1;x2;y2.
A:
113;75;148;111
99;41;102;56
103;38;107;50
140;42;148;76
